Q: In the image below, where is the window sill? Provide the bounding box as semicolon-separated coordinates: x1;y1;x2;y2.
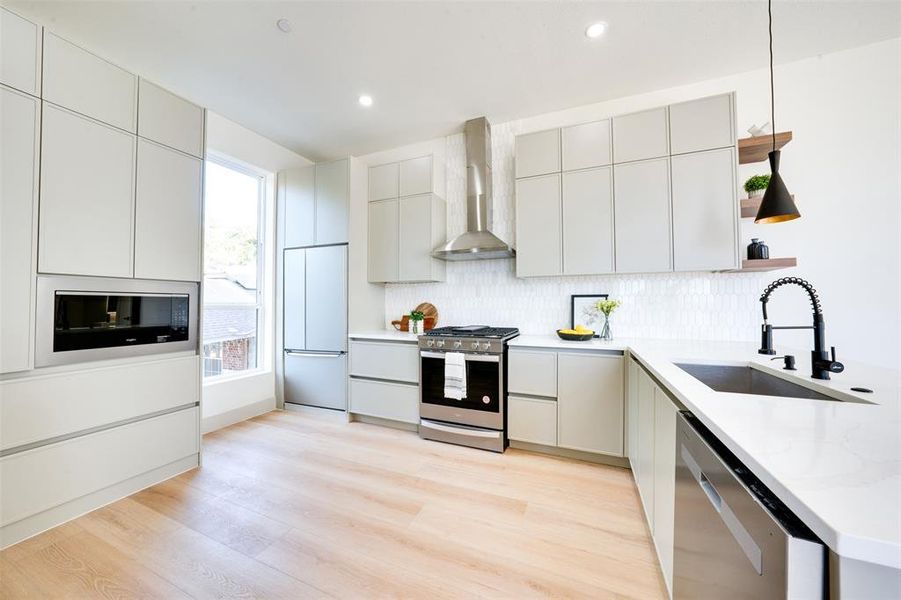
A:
203;368;271;387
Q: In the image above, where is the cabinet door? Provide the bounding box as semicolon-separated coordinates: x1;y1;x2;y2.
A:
42;32;137;132
562;167;614;275
557;353;624;455
350;378;418;424
508;396;557;446
315;159;349;244
282;166;315;248
508;350;557;398
562;120;611;171
137;79;204;157
399;194;433;281
515;129;560;178
368;199;399;283
399;156;432;196
612;107;669;163
515;173;561;277
0;7;41;96
653;387;678;593
134;140;202;281
304;245;347;352
614;158;672;273
283;248;306;351
369;162;398;201
636;369;656;528
0;86;39;374
284;352;347;410
627;358;640;466
39;104;135;278
669;93;734;155
671;148;737;271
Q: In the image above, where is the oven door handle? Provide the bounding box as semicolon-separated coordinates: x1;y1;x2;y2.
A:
420;351;500;363
420;420;502;439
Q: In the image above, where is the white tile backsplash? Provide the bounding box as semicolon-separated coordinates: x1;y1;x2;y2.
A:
385;121;768;341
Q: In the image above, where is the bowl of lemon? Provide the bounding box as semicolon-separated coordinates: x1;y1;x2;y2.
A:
556;325;594;341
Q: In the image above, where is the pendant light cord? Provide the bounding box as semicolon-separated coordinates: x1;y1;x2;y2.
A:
769;0;776;152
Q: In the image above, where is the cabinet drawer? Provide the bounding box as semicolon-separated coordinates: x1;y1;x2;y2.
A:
0;407;198;527
509;396;557;446
508;350;557;397
350;340;419;383
350;378;419;424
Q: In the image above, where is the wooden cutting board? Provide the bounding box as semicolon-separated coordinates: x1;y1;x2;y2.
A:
414;302;438;326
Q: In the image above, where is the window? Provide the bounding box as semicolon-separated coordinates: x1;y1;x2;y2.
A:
202;158;265;378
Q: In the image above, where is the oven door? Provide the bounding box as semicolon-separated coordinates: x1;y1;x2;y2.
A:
419;350;504;430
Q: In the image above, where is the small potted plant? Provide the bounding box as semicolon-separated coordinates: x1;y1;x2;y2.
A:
409;310;425;335
743;174;770;199
593;299;622;341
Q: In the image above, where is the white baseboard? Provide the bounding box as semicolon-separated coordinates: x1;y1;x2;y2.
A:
201;397;275;433
0;453;199;549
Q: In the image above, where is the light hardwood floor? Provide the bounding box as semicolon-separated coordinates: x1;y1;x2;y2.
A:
0;409;667;599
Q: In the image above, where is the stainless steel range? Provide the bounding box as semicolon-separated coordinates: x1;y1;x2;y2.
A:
418;325;519;452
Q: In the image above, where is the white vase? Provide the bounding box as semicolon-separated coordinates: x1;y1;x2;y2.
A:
749;189;765;199
410;320;422;335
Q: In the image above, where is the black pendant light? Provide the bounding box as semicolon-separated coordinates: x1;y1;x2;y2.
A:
755;0;801;224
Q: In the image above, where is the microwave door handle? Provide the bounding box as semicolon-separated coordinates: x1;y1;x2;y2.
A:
680;444;763;575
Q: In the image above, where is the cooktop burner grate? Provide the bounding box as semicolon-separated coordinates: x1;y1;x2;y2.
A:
424;326;520;339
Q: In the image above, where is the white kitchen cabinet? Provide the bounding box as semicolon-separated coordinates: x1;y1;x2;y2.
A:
626;358;641;467
612;107;669;163
0;86;39;374
282;166;315;248
369;162;399;201
562;120;611;171
669;93;735;155
515;129;561;178
557;353;624;456
653;385;678;594
349;340;419;384
42;32;137;132
515;173;562;277
315;159;349;245
636;367;657;527
399;156;432;197
508;349;557;398
39;103;136;278
562;167;614;275
0;7;41;97
399;194;446;282
134;140;202;281
349;378;419;424
614;158;672;273
508;396;557;446
137;79;204;157
368;198;399;282
671;147;737;271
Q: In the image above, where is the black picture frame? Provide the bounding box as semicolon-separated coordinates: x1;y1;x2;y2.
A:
570;294;609;338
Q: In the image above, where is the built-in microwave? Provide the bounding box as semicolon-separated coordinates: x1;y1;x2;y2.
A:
35;276;198;367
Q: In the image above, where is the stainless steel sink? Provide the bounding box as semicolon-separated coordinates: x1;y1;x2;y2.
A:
675;363;842;401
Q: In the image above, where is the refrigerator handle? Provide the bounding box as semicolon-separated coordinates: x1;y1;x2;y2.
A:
285;350;345;357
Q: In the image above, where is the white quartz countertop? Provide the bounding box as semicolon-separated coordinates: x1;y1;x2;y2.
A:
511;334;901;568
348;330;421;343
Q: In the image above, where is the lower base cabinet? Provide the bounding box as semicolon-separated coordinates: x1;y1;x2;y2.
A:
347;338;420;424
349;378;418;424
508;396;557;446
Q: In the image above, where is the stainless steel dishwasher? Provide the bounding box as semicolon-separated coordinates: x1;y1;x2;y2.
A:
673;412;826;599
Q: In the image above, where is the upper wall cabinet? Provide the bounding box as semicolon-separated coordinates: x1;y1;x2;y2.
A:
281;159;349;248
369;162;398;201
562;119;611;171
399;155;432;196
398;194;446;282
138;79;204;158
614;157;672;273
134;140;203;282
39;104;136;278
515;173;561;278
42;32;137;132
515;129;560;178
562;167;614;275
0;8;41;97
669;93;735;155
1;85;40;374
612;107;669;163
367;199;399;283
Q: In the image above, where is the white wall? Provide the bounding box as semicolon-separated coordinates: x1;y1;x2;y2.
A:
203;111;311;431
382;38;900;369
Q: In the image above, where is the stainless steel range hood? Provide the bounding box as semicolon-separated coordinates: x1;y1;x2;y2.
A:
432;117;515;261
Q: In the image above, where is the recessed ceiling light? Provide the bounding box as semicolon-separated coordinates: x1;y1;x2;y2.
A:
358;94;373;107
585;21;608;39
276;18;291;33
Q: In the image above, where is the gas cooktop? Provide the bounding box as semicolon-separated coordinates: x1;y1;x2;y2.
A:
423;326;519;339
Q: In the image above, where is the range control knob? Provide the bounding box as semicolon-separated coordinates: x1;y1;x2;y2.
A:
471;342;480;350
479;342;490;351
453;340;462;349
426;339;435;348
436;340;445;348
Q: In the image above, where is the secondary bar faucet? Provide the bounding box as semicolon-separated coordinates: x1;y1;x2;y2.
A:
758;277;844;380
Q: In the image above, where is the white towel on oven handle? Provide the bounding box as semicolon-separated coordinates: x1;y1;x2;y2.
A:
443;352;467;400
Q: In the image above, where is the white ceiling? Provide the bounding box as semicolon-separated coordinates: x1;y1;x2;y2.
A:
9;1;899;161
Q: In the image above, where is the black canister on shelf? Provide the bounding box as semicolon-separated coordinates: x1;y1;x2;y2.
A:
747;238;762;260
757;240;770;259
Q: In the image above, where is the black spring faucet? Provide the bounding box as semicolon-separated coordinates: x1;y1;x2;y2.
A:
759;277;844;380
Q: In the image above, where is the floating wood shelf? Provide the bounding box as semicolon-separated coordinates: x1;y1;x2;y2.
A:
729;258;798;272
739;195;795;218
738;131;793;164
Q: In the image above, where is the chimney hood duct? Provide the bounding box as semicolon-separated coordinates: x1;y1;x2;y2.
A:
432;117;515;261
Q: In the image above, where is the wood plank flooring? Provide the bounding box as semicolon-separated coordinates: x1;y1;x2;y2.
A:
0;409;667;599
